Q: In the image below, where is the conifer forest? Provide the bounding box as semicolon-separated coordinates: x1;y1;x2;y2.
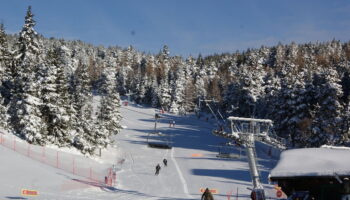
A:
1;6;350;154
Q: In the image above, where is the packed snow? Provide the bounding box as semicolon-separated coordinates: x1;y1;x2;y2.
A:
0;102;281;199
270;147;350;178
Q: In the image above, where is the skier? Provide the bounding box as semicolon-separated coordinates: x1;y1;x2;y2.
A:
201;188;214;200
172;120;175;127
163;158;167;166
155;164;161;175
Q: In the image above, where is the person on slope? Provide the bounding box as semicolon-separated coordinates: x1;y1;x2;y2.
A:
163;158;168;166
155;164;161;175
201;188;214;200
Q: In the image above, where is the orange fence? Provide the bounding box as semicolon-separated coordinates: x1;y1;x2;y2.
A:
0;132;113;185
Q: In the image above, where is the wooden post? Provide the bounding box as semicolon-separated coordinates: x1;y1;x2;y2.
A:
13;138;16;151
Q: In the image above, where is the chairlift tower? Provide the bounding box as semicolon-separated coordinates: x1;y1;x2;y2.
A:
227;117;274;200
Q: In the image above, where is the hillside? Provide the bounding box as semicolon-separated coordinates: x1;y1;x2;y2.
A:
0;102;281;200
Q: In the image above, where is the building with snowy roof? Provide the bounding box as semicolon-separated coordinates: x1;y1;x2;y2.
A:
269;147;350;199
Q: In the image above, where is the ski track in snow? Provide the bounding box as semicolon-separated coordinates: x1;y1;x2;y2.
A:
171;147;194;199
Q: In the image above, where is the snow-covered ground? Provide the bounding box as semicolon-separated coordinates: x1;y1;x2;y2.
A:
0;102;281;200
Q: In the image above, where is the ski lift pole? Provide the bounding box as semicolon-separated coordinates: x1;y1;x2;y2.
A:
207;103;219;122
217;109;226;123
205;100;220;124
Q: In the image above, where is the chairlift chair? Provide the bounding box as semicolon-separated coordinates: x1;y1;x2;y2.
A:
216;142;241;159
147;131;172;149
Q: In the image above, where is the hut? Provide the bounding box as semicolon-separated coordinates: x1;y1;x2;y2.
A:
269;147;350;200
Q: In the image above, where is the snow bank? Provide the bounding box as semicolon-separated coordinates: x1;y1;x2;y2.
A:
270;147;350;178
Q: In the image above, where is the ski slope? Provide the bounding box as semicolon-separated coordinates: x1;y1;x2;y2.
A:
0;102;280;200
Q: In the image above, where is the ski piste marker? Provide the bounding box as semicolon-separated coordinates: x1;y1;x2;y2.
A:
200;188;218;194
21;189;39;196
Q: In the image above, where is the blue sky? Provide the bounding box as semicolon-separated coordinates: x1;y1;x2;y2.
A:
0;0;349;56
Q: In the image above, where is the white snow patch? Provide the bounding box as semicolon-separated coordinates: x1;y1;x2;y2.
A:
270;148;350;178
121;125;128;129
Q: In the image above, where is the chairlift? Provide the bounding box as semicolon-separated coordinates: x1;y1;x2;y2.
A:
216;142;241;159
146;131;172;149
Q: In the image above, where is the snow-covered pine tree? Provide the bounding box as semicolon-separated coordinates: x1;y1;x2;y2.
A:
182;79;196;112
228;65;265;117
133;57;147;104
71;62;96;153
72;61;91;115
309;68;344;146
116;46;133;95
0;23;10;129
170;63;186;114
270;69;314;147
158;76;171;110
97;67;122;138
73;100;95;155
8;6;47;144
40;46;71;146
0;23;9;74
150;77;159;108
1;30;17;107
194;74;207;104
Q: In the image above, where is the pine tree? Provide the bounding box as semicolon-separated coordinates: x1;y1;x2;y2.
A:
15;6;40;62
8;6;46;144
40;47;71;146
73;101;95;154
97;67;122;137
0;23;10;128
158;76;171;110
309;68;344;146
71;62;96;153
150;77;159;108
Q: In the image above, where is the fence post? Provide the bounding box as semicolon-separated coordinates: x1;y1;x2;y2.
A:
227;190;233;200
13;138;16;151
236;187;238;200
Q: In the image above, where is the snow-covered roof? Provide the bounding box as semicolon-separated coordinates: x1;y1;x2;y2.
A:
270;147;350;179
